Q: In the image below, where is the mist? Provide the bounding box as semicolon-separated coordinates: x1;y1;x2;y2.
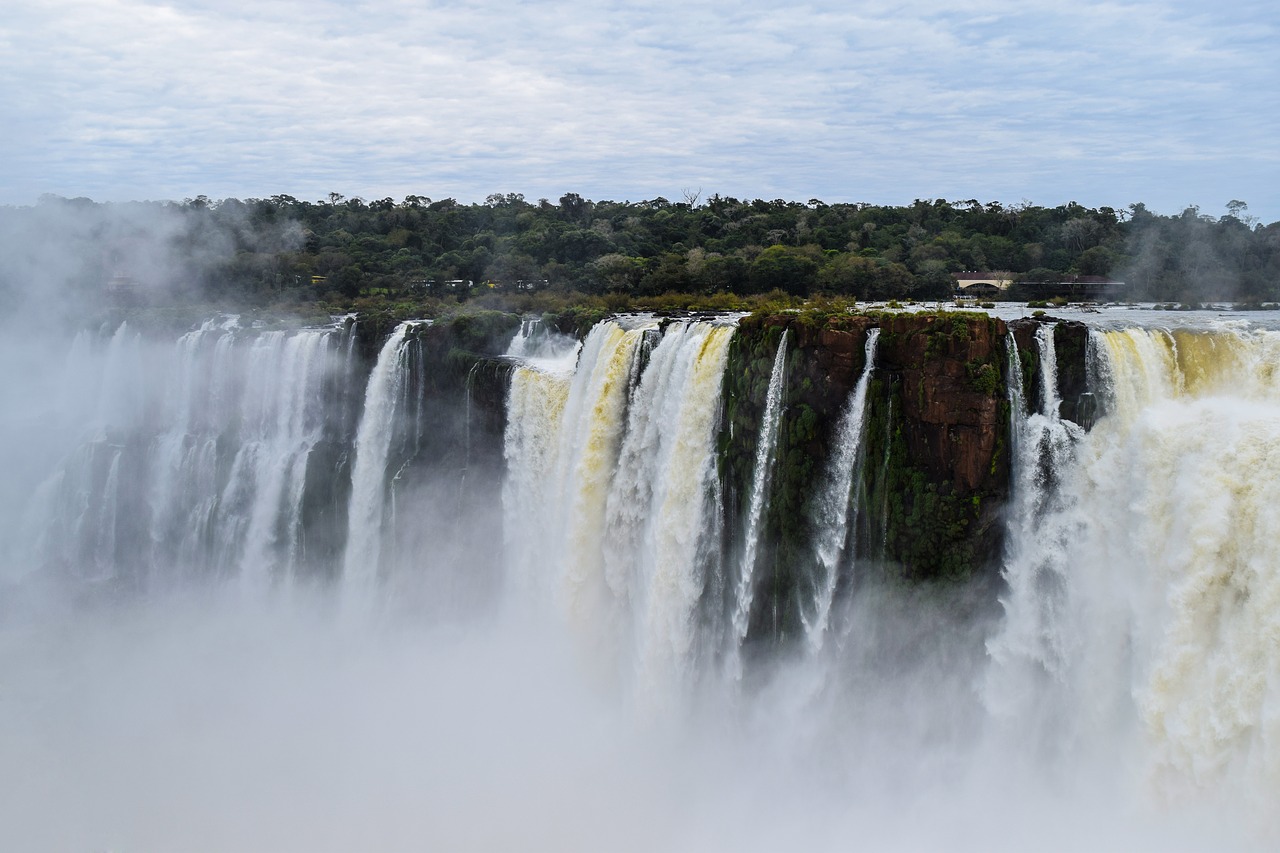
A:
0;195;302;329
1114;204;1270;303
0;576;1254;851
0;281;1276;850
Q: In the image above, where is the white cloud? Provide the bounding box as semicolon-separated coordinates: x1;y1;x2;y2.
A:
0;0;1276;219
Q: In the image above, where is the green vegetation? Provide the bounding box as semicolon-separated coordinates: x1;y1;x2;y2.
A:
720;309;1011;640
860;374;989;583
967;360;1000;395
15;193;1277;319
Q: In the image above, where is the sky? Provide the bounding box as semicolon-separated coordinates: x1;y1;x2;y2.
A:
2;0;1277;221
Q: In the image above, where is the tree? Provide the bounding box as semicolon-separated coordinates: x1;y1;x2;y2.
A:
818;253;878;297
559;193;590;223
588;253;643;293
749;245;819;295
638;253;692;294
1224;200;1257;228
1075;246;1117;276
333;265;362;298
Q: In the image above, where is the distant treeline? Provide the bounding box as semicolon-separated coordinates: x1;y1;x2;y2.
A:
6;192;1279;308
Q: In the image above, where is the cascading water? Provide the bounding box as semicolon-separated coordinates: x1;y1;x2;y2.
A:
1089;327;1280;797
20;317;352;591
729;329;789;668
502;361;575;599
986;324;1085;731
505;316;580;362
342;321;415;602
507;317;539;358
504;318;736;700
499;315;586;601
1036;322;1062;416
989;321;1280;818
6;309;1280;850
602;322;735;697
802;328;879;650
548;321;647;625
233;329;335;591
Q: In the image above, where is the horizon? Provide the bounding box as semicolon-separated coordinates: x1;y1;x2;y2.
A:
4;1;1276;222
7;191;1276;228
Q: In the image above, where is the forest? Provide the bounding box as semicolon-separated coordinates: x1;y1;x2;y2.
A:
4;192;1278;316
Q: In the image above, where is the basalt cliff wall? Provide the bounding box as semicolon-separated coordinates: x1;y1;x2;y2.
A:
719;311;1091;640
348;309;1091;642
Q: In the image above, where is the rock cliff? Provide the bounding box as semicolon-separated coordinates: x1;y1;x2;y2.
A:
720;310;1016;641
348;308;1093;646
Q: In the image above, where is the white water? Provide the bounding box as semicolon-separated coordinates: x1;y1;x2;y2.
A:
730;329;789;666
505;316;581;362
549;321;647;631
803;328;879;649
986;324;1085;729
234;329;333;591
988;323;1280;834
1091;328;1280;802
3;314;1278;850
603;323;734;700
1036;322;1061;416
504;319;735;701
342;321;414;602
7;317;346;591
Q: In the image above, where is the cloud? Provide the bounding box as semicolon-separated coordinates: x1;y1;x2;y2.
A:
1;0;1276;219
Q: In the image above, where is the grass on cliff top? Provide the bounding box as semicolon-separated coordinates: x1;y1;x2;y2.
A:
741;299;993;330
94;288;1000;335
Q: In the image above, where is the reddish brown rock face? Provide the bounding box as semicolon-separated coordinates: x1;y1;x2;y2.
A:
1009;316;1091;423
815;319;875;390
726;309;1017;591
877;314;1006;494
742;310;1012;503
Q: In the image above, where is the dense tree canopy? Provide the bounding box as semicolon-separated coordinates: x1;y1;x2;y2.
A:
6;192;1279;309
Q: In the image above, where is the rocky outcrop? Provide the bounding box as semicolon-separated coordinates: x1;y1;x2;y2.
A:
865;313;1009;595
876;313;1006;495
722;311;1015;646
345;308;1093;646
718;313;880;641
1009;316;1093;425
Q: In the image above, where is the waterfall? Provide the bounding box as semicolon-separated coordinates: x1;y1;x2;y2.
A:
501;317;585;601
11;311;1280;849
729;329;789;666
501;320;647;617
802;328;879;650
94;321;145;431
504;319;736;696
551;322;648;626
146;320;236;581
503;364;574;599
92;448;122;580
1036;322;1061;417
342;321;415;600
23;318;348;590
985;325;1083;727
505;316;580;363
507;317;536;358
990;323;1280;800
1087;327;1280;792
603;322;735;697
233;329;333;590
